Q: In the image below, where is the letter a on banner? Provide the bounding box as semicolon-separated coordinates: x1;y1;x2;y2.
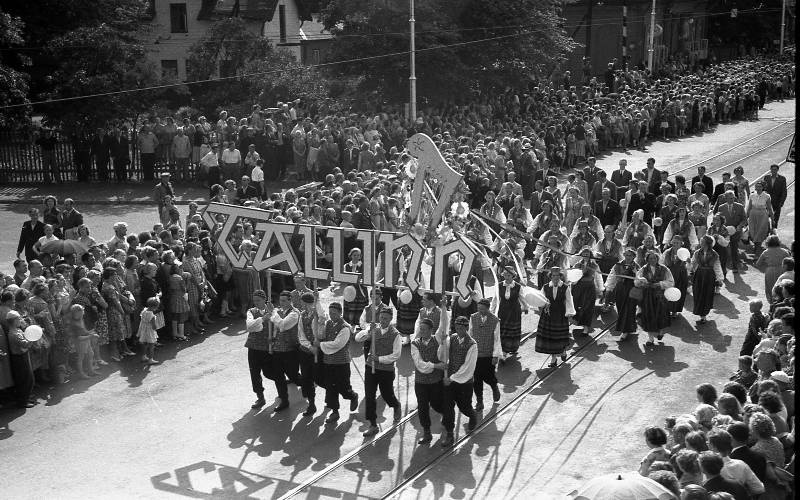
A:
252;222;301;274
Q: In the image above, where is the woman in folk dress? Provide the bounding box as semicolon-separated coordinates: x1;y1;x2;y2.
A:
662;206;699;250
603;247;640;340
343;248;369;327
634;251;675;345
622;209;652;250
570;247;603;334
535;267;576;368
689;235;724;325
635;234;662;267
497;266;528;359
661;235;690;318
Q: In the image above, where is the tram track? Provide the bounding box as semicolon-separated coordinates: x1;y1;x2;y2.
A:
277;116;794;500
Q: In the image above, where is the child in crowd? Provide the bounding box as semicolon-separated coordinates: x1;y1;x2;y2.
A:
64;304;97;379
138;297;160;365
729;355;758;389
638;426;671;476
740;299;767;356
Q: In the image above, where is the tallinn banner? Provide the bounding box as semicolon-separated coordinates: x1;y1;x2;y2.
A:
201;202;480;299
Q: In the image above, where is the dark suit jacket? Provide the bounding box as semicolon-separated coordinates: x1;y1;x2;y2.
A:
351;209;374;230
594;200;621;229
717;201;746;228
529;190;555;218
610;169;632;198
691;174;714;197
236;184;260;203
589;179;618;204
702;476;749;500
763;173;788;206
711;182;739;206
583;166;602;191
17;220;45;262
641;167;662;194
110;136;130;160
61;209;84;232
730;446;767;482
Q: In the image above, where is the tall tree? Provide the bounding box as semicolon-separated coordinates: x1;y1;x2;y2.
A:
318;0;577;102
0;9;31;126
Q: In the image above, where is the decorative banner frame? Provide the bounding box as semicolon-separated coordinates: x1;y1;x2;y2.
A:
202;202;480;299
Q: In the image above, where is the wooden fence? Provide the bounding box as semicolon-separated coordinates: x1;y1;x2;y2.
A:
0;129;201;184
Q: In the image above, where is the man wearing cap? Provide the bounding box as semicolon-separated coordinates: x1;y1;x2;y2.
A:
411;310;449;445
153;172;174;217
355;306;402;436
315;301;359;423
296;291;325;417
263;290;301;412
442;315;479;446
469;298;502;411
245;290;277;410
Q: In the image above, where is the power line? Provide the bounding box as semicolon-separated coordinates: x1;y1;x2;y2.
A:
0;8;782;51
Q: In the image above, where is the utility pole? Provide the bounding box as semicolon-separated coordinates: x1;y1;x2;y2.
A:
409;0;417;123
585;0;594;58
780;0;787;55
647;0;656;71
622;0;628;71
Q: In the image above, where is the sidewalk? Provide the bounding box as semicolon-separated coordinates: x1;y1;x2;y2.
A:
0;180;296;205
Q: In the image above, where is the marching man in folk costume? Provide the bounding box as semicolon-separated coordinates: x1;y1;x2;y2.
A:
296;291;326;417
315;301;359;423
245;289;276;410
469;298;502;411
442;315;479;447
264;290;301;412
355;306;403;436
411;304;449;445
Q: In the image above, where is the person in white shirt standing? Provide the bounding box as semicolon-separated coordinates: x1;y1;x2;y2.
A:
199;144;220;188
355;306;402;436
250;159;265;199
220;141;241;184
171;127;192;182
441;315;479;447
469;298;502;411
315;302;359;423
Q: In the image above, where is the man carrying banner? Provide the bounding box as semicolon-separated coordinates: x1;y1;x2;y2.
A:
316;302;359;423
245;290;275;410
411;306;449;445
265;290;301;412
296;291;325;417
470;298;502;411
442;316;478;447
355;307;402;437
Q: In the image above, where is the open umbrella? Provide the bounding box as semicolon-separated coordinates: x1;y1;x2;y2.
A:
568;472;677;500
40;239;88;257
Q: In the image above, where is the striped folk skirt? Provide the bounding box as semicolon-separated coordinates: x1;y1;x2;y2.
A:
535;311;571;354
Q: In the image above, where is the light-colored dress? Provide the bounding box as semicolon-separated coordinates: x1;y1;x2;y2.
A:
747;191;772;244
137;309;158;344
757;246;791;303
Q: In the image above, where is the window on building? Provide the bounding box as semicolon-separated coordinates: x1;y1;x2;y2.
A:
161;60;179;80
313;49;320;65
279;5;287;43
170;3;188;33
220;59;236;78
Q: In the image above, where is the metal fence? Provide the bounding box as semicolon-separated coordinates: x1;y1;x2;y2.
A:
0;129;202;184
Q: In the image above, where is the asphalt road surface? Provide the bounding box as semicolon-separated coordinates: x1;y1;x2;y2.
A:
0;100;794;499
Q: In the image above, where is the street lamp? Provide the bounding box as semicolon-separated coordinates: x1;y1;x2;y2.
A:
780;0;786;54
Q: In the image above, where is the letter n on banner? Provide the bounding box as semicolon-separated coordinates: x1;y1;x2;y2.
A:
252;222;302;273
377;233;425;293
433;237;476;299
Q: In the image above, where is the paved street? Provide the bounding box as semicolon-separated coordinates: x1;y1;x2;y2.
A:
0;101;795;499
